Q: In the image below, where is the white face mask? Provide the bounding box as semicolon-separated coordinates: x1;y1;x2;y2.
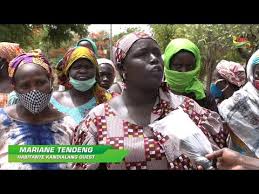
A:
16;90;52;114
69;76;96;92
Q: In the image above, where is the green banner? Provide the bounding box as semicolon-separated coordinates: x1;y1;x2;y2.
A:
8;145;128;163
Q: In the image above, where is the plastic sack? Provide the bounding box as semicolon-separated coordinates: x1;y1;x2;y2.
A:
150;108;214;169
218;82;259;157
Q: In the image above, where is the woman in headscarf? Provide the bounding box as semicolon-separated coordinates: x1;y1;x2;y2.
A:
56;39;98;92
164;38;218;113
77;38;98;57
0;50;76;169
97;58;116;90
218;49;259;158
51;46;112;124
0;42;24;107
72;32;227;170
210;60;246;105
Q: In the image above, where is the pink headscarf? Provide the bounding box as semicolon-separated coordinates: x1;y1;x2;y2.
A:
113;32;154;65
216;60;246;87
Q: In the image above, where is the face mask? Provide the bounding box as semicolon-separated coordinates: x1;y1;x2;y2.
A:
69;76;96;92
16;90;51;114
164;68;206;100
210;83;223;98
254;80;259;90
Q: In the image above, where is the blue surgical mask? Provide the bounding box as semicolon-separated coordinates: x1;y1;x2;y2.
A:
210;83;223;98
69;76;96;92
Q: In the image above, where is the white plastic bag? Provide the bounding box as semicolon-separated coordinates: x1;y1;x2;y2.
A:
150;108;214;169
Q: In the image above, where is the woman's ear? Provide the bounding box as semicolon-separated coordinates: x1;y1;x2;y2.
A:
117;62;126;74
51;76;54;85
96;69;101;84
49;75;55;90
116;62;126;81
116;62;125;81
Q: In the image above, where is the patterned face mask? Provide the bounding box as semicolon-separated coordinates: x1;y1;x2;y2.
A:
16;90;52;114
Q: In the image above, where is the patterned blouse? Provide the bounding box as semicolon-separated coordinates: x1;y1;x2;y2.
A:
0;108;77;170
73;83;228;170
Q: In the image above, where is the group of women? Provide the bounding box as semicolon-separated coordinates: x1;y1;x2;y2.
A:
0;31;258;170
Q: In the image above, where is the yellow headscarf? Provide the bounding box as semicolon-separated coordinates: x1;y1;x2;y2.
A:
56;46;98;87
56;46;112;104
63;46;98;77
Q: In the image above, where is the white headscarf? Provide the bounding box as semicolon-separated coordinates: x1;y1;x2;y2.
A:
97;58;115;72
246;49;259;85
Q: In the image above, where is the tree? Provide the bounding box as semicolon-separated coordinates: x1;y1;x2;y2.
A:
0;24;90;66
89;31;110;58
0;24;34;48
42;24;89;47
0;24;89;50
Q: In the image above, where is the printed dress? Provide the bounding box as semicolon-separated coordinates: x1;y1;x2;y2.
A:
0;109;77;170
73;83;228;170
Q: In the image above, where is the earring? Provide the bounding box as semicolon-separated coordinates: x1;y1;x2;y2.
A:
122;73;126;82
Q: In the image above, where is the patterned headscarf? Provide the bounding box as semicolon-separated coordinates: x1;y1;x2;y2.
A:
0;42;24;64
97;58;115;72
233;36;251;49
247;49;259;84
56;46;98;87
8;49;52;83
216;60;246;87
113;32;155;65
77;38;98;56
56;46;112;104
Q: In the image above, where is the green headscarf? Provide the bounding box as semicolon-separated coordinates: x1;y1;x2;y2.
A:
77;38;98;57
164;38;205;100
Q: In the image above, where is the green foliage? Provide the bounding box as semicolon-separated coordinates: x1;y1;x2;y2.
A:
0;24;34;47
42;24;89;47
0;24;89;67
0;24;89;50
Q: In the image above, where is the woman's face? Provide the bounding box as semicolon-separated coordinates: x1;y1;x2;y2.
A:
122;39;163;90
69;58;96;81
78;41;95;53
99;63;115;89
211;71;239;99
14;63;51;94
170;51;196;72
